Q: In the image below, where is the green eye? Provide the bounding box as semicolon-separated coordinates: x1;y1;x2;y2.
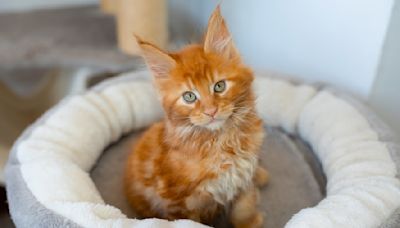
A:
214;80;226;93
182;91;197;103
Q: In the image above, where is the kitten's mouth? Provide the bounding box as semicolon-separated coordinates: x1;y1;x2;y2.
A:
204;110;235;130
190;112;232;131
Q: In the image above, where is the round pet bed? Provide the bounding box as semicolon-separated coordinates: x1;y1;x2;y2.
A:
5;71;400;228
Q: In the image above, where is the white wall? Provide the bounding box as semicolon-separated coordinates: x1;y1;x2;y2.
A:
200;0;395;99
0;0;96;12
369;0;400;136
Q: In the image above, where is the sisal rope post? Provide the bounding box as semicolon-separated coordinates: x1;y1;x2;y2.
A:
100;0;118;15
116;0;168;55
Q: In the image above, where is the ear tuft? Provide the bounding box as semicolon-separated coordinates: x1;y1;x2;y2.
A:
134;35;176;79
204;5;240;60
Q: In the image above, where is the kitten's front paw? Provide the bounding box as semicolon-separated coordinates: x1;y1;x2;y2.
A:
252;212;264;228
254;166;269;188
233;212;264;228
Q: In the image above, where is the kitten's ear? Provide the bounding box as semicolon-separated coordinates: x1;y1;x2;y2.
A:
203;5;240;60
135;35;176;78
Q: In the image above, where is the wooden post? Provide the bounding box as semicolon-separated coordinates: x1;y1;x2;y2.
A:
117;0;168;55
100;0;117;15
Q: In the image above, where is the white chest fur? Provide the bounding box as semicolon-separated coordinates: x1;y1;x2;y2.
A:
202;153;258;205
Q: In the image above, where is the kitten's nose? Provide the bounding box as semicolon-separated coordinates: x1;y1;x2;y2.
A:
204;107;218;117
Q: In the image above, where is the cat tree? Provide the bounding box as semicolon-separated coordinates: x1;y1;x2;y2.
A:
100;0;168;55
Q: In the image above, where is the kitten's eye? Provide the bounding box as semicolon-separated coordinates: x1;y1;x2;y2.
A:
182;91;197;103
214;80;226;93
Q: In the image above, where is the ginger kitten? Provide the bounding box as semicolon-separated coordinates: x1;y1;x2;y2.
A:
124;6;269;228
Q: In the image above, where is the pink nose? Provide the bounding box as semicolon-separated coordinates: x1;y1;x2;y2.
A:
204;107;218;117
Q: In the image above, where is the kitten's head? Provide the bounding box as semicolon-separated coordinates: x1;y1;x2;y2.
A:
137;6;254;131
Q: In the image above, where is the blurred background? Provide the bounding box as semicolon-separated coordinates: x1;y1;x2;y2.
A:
0;0;399;226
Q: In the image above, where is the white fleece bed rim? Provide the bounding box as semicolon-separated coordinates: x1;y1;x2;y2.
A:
5;70;400;228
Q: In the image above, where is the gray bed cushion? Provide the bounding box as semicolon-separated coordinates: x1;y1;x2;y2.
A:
5;71;399;228
91;127;324;228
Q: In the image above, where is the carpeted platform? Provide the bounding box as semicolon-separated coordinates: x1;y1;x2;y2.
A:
0;6;139;70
